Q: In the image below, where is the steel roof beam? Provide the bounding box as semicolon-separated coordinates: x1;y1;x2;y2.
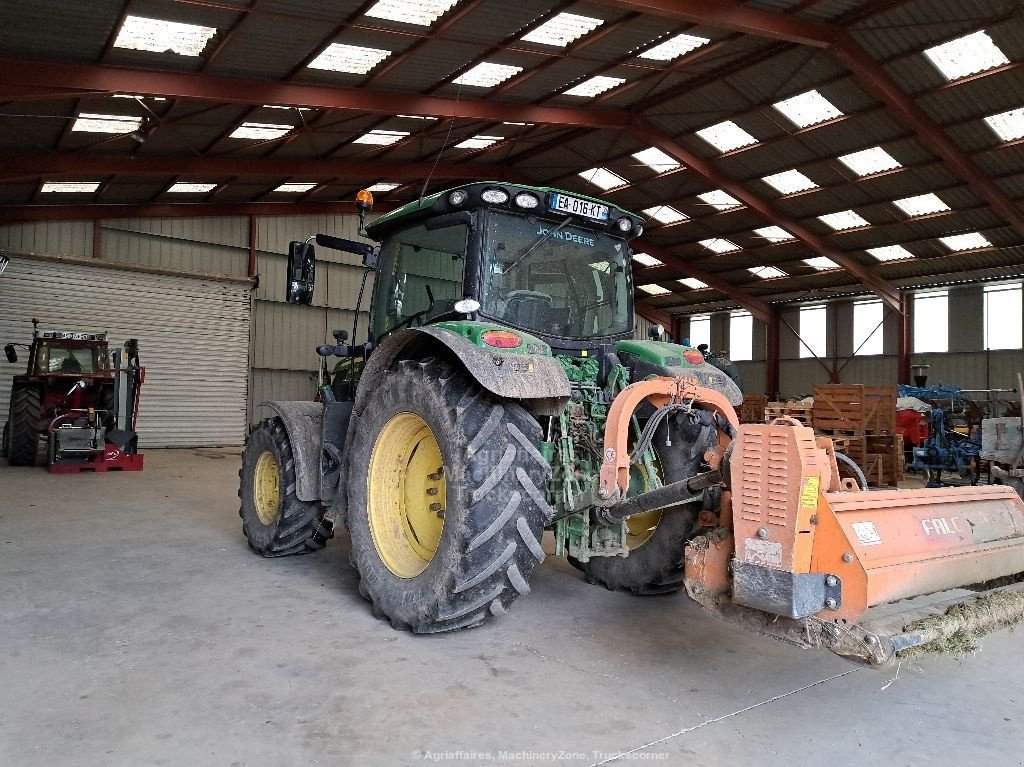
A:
588;0;837;46
0;152;520;184
593;0;1024;241
0;200;400;224
630;120;902;310
635;240;773;324
0;59;634;130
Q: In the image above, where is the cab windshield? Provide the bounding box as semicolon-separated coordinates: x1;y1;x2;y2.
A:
37;345;99;374
480;211;632;339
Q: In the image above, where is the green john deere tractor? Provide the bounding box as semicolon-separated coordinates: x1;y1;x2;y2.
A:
239;182;742;632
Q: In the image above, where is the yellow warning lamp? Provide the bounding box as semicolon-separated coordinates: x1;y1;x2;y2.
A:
355;188;374;235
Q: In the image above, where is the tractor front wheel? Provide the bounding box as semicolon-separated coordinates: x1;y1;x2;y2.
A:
238;417;331;556
346;359;551;633
573;412;707;595
7;386;42;466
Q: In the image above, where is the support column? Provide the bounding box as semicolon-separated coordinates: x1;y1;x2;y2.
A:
766;307;780;399
897;291;911;385
248;214;257;278
92;221;102;259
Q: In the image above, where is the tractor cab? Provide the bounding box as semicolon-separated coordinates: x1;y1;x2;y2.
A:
6;330;111;378
363;183;641;353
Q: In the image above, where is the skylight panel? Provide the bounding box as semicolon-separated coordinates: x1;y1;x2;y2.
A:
263;104;313;111
772;90;843;129
308;43;392;74
367;182;400;192
632;253;662;267
230;122;292;140
639;33;710;61
114;94;166;102
924;30;1009;82
867;245;914;262
632;147;681;173
939;232;991;252
453;62;523;87
41;182;99;193
698;190;741;211
893;193;950;217
579;167;628;191
113;15;217;57
563;76;625;98
679;277;709;290
749;266;787;279
638;284;671;295
352;129;410;145
985;107;1024;142
274;182;318;193
642;206;688;225
837;146;901;176
753;226;795;243
521;13;603;47
818;210;870;230
695;121;757;153
762;169;817;194
804;257;839;270
397;114;439;120
71;113;143;134
167;182;216;193
364;0;460;27
455;135;502;150
699;238;740;254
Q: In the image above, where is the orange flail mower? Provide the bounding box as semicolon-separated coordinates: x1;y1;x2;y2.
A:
598;376;1024;666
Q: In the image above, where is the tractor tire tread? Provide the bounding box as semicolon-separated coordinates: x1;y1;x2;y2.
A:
346;358;550;633
238;417;330;557
7;386;42;466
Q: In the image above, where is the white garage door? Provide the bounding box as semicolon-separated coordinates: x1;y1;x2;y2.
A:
0;256;251;447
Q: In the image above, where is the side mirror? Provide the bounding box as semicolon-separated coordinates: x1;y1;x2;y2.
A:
4;343;16;363
286;241;315;305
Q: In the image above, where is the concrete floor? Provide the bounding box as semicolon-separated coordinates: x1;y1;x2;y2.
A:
2;449;1022;767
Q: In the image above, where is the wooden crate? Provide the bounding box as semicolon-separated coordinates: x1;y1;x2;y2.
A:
736;394;768;424
766;401;813;426
812;384;897;434
828;435;865;460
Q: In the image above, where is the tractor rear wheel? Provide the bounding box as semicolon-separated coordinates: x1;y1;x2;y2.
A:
572;412;706;595
7;386;42;466
346;358;551;633
238;417;331;556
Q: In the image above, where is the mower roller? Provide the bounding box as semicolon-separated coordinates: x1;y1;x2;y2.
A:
237;181;1024;665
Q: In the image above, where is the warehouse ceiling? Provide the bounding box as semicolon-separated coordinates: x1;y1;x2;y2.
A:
1;0;1022;322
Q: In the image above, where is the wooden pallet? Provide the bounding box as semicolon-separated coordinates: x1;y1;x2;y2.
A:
765;401;814;426
812;384;897;434
736;394;768;424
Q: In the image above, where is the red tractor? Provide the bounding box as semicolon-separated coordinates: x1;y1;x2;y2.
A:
2;320;144;472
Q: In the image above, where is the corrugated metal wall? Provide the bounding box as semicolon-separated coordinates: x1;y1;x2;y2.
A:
679;284;1023;398
0;214;377;428
0;256;250;446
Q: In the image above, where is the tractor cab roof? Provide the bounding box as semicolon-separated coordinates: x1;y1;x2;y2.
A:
34;330;108;345
365;181;645;242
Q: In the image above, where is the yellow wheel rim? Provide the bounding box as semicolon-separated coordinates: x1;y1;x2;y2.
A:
254;450;281;525
626;462;663;549
368;412;447;579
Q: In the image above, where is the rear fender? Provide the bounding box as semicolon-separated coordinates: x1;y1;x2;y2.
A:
354;327;571;416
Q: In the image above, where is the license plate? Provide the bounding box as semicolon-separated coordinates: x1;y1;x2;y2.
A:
549;193;609;221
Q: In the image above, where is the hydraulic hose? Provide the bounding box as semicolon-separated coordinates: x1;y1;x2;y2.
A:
835;451;869;491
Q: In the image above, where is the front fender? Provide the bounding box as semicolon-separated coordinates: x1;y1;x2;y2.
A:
259;401;323;502
355;327;571;416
